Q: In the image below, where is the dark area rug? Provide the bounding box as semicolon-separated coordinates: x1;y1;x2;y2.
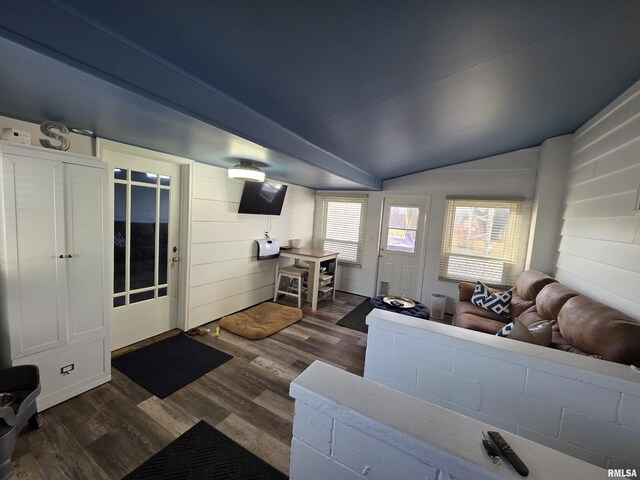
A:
112;334;232;399
336;297;373;333
123;421;288;480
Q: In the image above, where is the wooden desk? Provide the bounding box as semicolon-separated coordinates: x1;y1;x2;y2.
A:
278;248;339;313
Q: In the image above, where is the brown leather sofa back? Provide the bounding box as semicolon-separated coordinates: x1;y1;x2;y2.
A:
515;270;556;301
558;296;640;365
535;283;579;320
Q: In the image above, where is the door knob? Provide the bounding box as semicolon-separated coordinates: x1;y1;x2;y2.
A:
172;256;180;263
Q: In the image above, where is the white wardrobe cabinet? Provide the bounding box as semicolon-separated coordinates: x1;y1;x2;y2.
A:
0;142;110;410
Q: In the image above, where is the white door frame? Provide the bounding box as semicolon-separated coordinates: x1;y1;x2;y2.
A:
96;139;193;334
374;194;430;301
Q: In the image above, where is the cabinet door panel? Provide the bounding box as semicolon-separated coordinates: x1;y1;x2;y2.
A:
65;164;106;339
9;155;67;356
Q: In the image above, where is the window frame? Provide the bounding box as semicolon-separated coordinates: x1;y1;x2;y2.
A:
313;193;368;267
438;196;527;288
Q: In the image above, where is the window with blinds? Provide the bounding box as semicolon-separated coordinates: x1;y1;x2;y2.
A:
439;197;525;286
313;194;368;266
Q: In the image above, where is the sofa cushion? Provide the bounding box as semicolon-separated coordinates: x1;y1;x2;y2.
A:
550;324;589;356
516;305;546;327
515;270;557;301
536;283;579;320
453;313;507;334
455;301;509;323
471;281;512;318
557;296;640;364
510;297;536;321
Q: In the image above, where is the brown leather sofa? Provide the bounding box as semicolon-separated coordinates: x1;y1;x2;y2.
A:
453;270;640;365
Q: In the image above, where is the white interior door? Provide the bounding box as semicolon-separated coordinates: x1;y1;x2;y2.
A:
376;196;429;300
103;150;182;350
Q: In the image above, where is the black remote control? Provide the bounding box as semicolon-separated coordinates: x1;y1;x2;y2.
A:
487;431;529;477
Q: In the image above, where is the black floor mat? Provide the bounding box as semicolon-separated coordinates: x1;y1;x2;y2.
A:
336;297;373;333
123;421;288;479
112;334;232;399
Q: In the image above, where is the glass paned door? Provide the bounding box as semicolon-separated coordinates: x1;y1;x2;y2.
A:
101;143;182;351
113;169;171;307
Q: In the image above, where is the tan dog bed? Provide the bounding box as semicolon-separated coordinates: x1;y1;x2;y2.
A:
219;302;303;340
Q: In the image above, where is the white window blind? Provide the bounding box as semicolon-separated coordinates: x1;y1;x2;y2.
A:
313;194;368;266
439;197;525;286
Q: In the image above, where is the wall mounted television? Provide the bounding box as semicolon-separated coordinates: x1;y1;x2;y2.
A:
238;181;288;215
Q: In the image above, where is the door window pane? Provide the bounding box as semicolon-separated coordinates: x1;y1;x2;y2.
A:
386;229;416;253
159;175;171;186
158;287;168;297
113;296;125;307
131;170;158;184
114;168;127;180
386;206;419;254
389;207;418;229
114;183;127;294
158;189;169;285
130;290;155;304
130;186;157;290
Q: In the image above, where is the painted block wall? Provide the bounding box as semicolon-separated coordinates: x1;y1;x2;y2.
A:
187;162;315;327
556;79;640;320
290;361;605;480
364;309;640;470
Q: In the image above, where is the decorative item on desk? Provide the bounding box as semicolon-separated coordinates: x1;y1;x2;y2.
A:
2;128;30;145
39;120;70;151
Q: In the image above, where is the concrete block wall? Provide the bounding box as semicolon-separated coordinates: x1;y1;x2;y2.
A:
289;361;604;480
364;309;640;470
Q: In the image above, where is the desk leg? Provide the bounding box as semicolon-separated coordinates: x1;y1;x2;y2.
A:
273;261;280;302
332;256;338;301
308;260;319;313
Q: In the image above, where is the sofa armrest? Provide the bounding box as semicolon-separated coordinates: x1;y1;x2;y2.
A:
457;282;476;301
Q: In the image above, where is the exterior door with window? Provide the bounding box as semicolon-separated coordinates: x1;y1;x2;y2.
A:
376;196;428;299
104;149;182;350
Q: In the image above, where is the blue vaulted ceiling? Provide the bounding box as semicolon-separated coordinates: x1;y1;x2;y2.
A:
0;1;639;189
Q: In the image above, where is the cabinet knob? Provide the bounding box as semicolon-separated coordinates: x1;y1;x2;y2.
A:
59;254;64;259
67;254;73;258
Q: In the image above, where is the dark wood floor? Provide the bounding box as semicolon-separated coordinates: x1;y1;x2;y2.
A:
9;292;368;479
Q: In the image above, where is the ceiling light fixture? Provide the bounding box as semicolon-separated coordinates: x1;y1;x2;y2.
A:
227;160;265;182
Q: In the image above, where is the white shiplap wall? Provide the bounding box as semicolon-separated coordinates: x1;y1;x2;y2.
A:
556;80;640;321
187;162;315;328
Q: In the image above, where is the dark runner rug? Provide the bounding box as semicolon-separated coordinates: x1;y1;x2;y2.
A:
336;297;373;333
112;334;232;399
123;421;288;479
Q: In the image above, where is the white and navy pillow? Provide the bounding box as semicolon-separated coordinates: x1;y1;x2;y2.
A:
471;281;512;318
496;321;514;337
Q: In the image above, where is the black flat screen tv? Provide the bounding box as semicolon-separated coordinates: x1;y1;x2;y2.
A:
238;181;288;215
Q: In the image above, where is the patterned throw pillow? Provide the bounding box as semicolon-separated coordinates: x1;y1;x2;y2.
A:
471;281;512;318
496;322;514;337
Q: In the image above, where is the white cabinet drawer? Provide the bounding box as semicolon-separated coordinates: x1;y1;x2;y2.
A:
14;337;110;410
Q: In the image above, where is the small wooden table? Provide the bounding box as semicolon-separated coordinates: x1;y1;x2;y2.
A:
278;248;339;313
